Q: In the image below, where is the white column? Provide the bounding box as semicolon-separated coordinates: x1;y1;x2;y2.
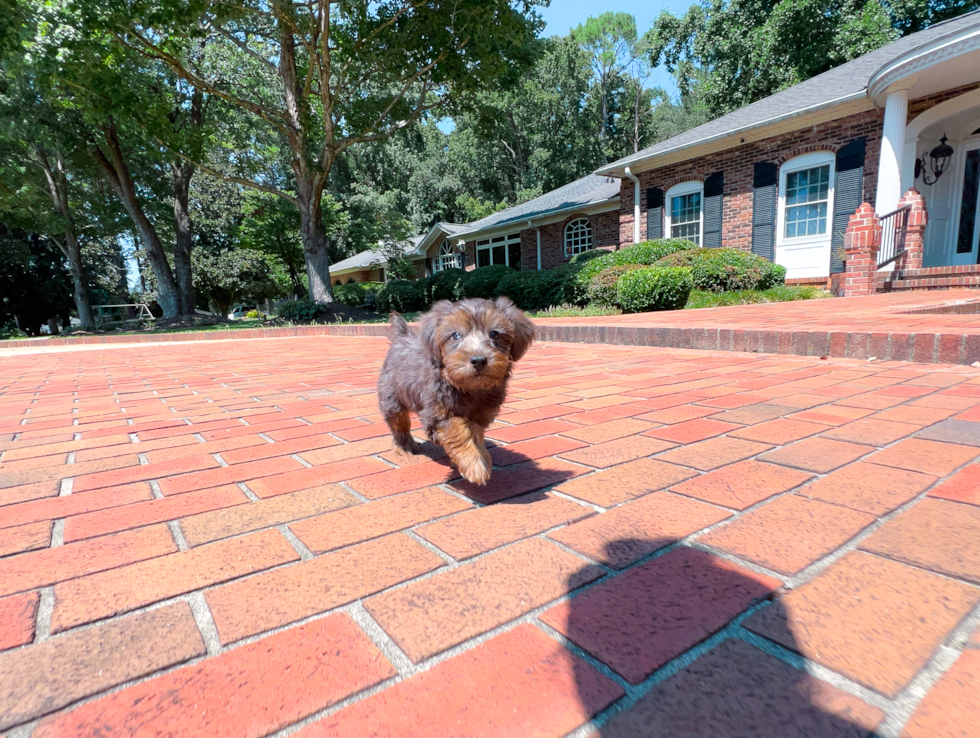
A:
875;87;909;214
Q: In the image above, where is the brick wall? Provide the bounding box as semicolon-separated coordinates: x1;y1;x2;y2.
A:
907;82;980;121
333;268;383;284
617;109;885;251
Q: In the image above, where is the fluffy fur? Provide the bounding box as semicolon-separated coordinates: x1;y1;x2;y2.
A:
377;297;535;485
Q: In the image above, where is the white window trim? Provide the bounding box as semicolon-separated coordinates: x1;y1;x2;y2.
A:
665;181;704;246
563;217;593;257
432;240;463;273
776;152;836;250
475;232;520;267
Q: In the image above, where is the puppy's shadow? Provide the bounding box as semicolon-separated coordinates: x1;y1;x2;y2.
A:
446;445;576;505
562;538;885;737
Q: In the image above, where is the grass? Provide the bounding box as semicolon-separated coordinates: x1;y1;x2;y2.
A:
683;285;831;310
528;303;622;318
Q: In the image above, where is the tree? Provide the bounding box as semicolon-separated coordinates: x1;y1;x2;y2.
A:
191;248;286;317
647;0;899;118
85;0;542;303
0;224;74;335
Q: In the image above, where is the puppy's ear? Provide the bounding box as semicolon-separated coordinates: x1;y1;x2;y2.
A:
418;300;456;363
495;296;535;362
389;311;408;338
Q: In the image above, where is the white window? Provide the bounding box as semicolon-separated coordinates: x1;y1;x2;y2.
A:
784;164;831;238
432;240;462;272
776;152;836;279
665;181;704;246
475;233;521;270
564;217;593;256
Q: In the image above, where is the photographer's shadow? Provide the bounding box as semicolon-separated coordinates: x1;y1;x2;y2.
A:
556;539;884;737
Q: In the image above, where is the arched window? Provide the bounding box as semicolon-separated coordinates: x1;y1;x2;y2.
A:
564;217;592;256
432;240;463;272
665;181;704;245
775;152;836;278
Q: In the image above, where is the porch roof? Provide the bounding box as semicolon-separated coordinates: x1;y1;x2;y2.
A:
597;9;980;177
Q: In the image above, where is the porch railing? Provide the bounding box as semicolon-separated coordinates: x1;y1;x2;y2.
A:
877;204;912;269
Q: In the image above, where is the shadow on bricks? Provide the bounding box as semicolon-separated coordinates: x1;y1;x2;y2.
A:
556;540;884;737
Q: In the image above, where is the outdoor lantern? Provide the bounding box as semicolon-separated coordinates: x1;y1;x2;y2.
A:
915;134;955;185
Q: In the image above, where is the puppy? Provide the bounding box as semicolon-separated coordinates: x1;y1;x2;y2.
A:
377;297;535;485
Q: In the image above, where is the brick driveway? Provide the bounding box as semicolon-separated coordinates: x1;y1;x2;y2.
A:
1;335;979;737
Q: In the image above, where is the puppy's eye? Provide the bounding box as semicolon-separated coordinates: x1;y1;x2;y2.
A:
451;332;462;341
488;330;499;340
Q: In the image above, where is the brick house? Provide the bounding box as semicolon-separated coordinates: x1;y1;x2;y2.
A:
597;10;980;289
334;10;980;291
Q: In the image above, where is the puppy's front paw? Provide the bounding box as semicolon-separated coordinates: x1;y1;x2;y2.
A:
393;436;420;456
458;452;492;486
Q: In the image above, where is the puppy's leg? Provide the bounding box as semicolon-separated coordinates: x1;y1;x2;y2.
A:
470;423;492;473
436;416;491;485
384;409;419;455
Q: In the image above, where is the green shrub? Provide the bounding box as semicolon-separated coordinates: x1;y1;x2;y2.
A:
0;322;28;340
616;267;693;313
245;309;264;319
587;264;645;306
420;268;468;304
332;283;367;307
568;248;609;264
569;239;697;304
376;280;427;314
462;265;513;299
655;248;786;292
494;266;578;310
276;299;323;322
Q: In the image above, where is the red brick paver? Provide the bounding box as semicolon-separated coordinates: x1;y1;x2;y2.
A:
4;334;980;735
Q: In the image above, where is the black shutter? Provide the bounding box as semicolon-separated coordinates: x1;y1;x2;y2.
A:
646;187;663;240
751;163;777;261
425;257;433;277
702;172;724;248
832;137;866;274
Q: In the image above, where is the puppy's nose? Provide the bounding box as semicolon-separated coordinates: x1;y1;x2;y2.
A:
470;355;488;370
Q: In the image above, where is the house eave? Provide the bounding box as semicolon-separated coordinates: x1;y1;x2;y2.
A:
452;197;620;242
595;93;869;177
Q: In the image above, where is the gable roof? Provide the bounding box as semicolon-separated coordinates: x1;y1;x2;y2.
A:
453;174;621;239
597;9;980;176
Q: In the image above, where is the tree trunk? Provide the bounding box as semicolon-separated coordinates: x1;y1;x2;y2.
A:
63;229;94;329
171;162;195;315
93;120;180;318
32;147;95;330
110;236;128;300
296;188;335;303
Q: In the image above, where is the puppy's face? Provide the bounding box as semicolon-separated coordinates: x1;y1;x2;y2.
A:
420;297;534;393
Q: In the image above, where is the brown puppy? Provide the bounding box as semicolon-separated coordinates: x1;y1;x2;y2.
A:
377;297;535;485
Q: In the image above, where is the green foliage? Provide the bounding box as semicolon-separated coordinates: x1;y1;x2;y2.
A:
494;263;584;310
191;249;287;318
245;309;263;319
529;303;623;318
616;267;693;313
655;248;787;292
685;285;832;309
276;299;323;322
418;269;469;304
570;239;697;304
375;280;427;315
461;265;514;299
0;322;28;340
647;0;904;118
0;225;74;336
587;264;646;306
332;282;383;307
568;248;609;264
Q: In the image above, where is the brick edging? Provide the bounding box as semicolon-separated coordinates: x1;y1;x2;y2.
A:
0;323;391;349
5;320;979;365
532;324;979;365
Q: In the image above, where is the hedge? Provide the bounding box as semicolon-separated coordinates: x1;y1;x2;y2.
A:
655;248;786;292
587;264;645;307
616;267;693;313
375;280;428;314
461;265;513;299
332;281;382;307
494;263;579;310
570;239;697;304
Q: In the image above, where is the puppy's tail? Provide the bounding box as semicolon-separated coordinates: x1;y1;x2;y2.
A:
388;311;409;339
